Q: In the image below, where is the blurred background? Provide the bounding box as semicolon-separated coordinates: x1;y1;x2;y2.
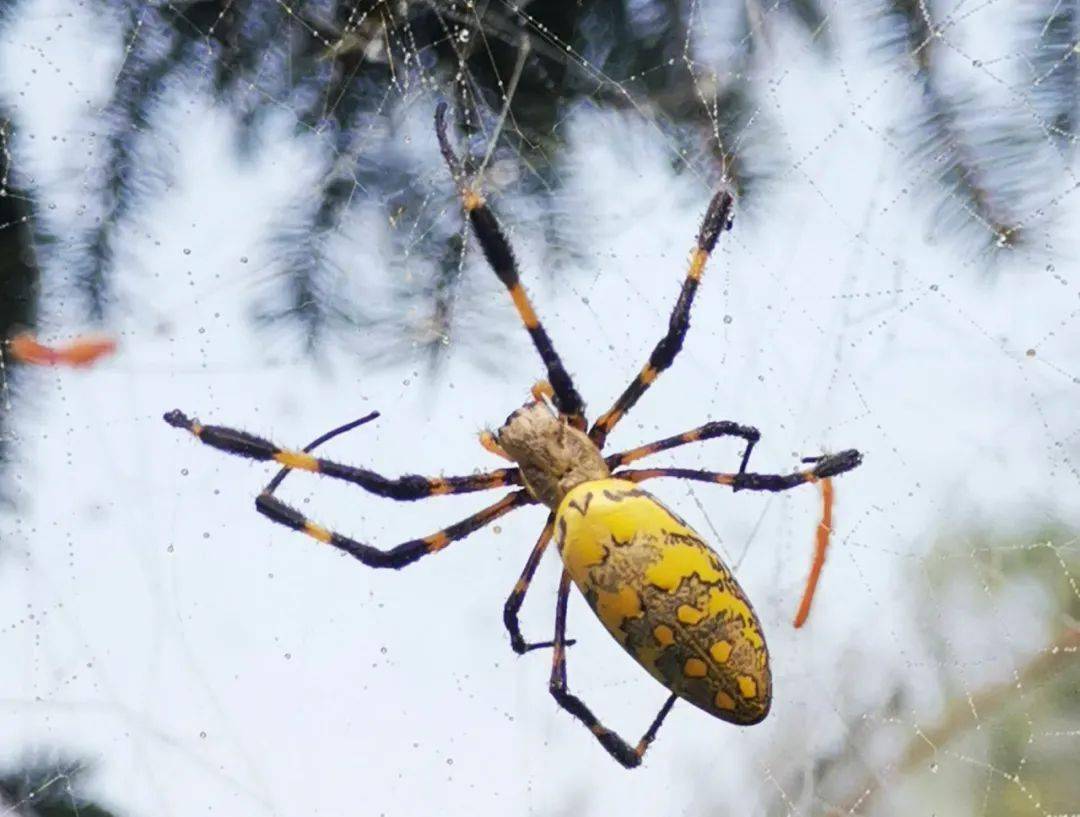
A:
0;0;1077;814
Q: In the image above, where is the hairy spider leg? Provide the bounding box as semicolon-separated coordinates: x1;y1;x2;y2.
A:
548;569;678;768
164;409;521;499
606;420;762;473
613;448;862;491
590;190;735;449
502;515;575;654
256;489;534;569
264;411;381;494
435;102;587;428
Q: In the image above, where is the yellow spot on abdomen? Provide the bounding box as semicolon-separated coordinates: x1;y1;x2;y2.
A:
653;625;675;647
595;586;643;637
710;641;732;663
737;675;758;699
645;544;724;592
714;690;736;711
683;658;708;678
707;587;764;650
677;604;705;625
275;451;319;471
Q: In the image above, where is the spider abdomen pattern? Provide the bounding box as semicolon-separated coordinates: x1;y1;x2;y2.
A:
555;478;772;725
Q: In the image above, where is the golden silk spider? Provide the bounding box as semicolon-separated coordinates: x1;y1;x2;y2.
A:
164;103;863;768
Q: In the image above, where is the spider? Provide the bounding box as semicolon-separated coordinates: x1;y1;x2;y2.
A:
163;103;863;768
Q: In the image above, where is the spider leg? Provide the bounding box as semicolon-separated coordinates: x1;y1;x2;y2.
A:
164;409;520;499
264;412;381;494
548;569;677;768
255;488;534;569
502;515;575;654
435;103;587;428
613;448;862;491
590;190;735;449
605;420;761;473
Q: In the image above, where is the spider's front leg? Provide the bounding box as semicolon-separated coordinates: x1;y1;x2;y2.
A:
165;409;537;568
590;190;735;449
164;409;520;499
435;103;587;429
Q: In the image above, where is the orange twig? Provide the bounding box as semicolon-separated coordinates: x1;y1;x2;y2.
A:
7;332;117;368
793;477;833;628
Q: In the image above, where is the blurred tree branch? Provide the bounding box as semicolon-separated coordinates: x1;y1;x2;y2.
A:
3;0;1076;359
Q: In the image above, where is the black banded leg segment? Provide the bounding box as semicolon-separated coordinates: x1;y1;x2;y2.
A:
163;409;520;499
434;103;586;427
256;489;534;569
264;412;381;494
605;420;761;473
548;569;677;768
502;515;573;654
503;517;576;653
590;191;735;449
615;448;863;492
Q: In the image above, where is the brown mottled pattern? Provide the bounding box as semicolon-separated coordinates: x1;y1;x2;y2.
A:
556;480;772;725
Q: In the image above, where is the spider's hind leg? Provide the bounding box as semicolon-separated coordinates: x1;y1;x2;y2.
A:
547;570;677;768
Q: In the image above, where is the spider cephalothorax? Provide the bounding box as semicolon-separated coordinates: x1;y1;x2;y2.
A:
163;102;864;769
497;401;610;509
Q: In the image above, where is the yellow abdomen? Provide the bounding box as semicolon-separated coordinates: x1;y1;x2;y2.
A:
554;478;771;724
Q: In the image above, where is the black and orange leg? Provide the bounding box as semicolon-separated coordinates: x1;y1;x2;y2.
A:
590;190;735;449
263;412;381;494
255;488;534;569
435;103;586;428
614;448;863;491
548;569;677;769
163;409;520;499
503;515;575;654
605;420;761;474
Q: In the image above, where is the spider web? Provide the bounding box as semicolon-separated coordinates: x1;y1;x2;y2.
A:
0;1;1077;815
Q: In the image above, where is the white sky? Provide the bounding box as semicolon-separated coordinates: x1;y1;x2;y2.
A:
0;1;1077;816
